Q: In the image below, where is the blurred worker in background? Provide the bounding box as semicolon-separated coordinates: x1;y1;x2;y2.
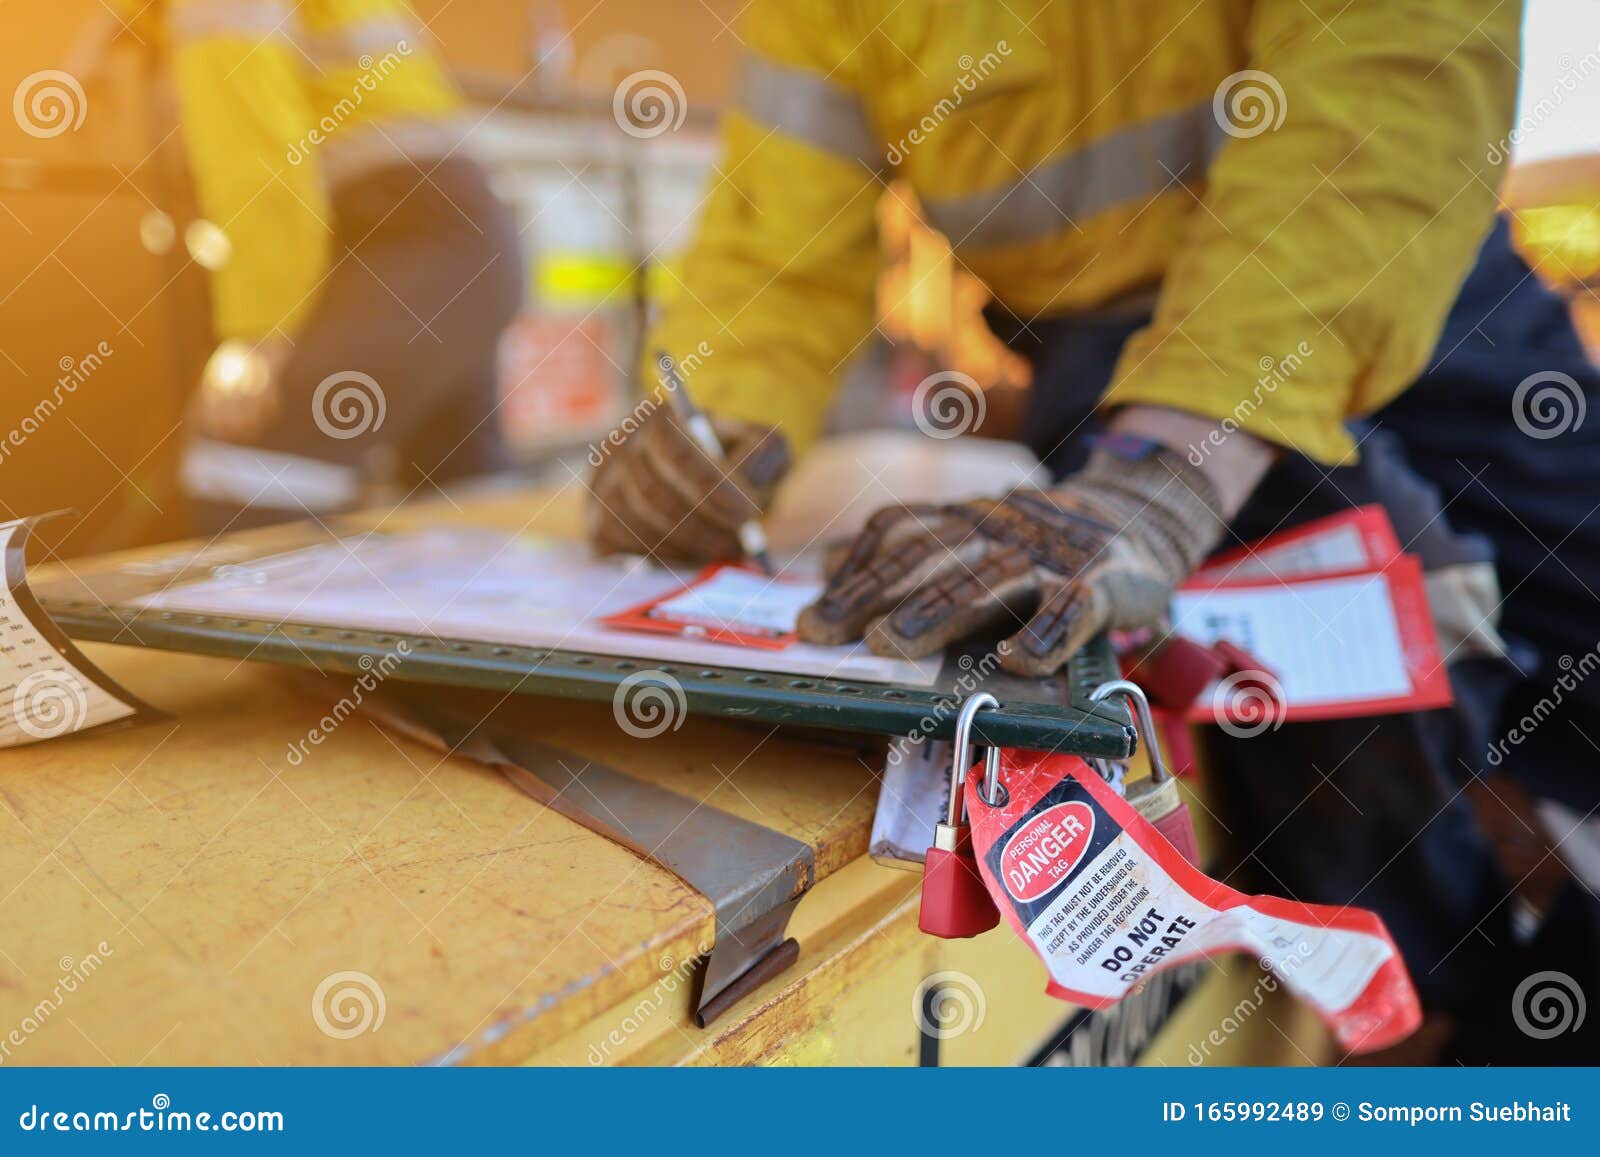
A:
83;0;524;528
588;1;1598;1061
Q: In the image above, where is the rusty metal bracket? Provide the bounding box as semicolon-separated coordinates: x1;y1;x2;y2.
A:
364;683;814;1028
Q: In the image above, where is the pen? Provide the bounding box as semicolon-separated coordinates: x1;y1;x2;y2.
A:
656;350;774;574
652;348;771;576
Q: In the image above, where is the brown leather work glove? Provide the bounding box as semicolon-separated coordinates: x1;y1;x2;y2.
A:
586;405;790;564
796;443;1226;676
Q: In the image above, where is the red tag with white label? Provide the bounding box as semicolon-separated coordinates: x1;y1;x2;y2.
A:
1174;506;1452;722
965;750;1422;1055
602;564;818;650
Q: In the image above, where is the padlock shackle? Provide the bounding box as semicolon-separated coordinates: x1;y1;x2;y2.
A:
1088;679;1170;783
949;692;1001;823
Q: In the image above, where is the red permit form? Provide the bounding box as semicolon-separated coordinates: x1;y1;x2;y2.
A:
965;750;1422;1055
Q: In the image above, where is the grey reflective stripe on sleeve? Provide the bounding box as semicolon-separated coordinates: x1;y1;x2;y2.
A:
921;100;1229;249
735;53;884;171
166;0;300;42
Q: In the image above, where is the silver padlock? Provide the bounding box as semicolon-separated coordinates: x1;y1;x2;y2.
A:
1090;679;1201;865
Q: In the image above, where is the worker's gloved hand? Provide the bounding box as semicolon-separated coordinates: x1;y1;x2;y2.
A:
586;406;790;564
797;442;1227;676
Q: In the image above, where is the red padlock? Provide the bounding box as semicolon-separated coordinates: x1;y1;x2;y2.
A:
1090;679;1201;866
918;693;1002;938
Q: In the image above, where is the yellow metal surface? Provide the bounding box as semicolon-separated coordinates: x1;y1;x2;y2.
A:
0;644;707;1064
528;857;1074;1067
522;851;1338;1068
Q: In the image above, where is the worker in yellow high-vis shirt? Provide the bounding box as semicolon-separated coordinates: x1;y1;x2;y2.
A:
591;0;1519;605
589;2;1600;1059
590;0;1528;657
95;0;523;524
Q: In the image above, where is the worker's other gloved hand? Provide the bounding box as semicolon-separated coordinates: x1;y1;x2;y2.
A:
797;442;1226;676
586;406;790;564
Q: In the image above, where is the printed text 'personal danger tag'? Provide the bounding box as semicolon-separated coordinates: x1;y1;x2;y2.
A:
964;750;1422;1055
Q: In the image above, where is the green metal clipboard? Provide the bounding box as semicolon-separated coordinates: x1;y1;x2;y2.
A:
31;522;1136;759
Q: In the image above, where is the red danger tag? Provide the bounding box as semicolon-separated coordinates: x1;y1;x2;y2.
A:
964;750;1422;1055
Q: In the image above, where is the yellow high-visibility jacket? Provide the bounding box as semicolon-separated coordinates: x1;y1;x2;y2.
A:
649;0;1522;464
158;0;462;341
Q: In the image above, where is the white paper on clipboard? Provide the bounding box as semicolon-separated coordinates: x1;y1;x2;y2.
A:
132;530;940;686
129;435;1050;686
